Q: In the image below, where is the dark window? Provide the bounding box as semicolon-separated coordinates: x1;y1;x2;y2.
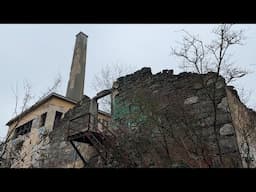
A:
39;112;47;127
14;120;33;138
53;111;63;129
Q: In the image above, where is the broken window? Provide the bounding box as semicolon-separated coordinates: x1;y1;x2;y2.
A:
14;120;33;138
39;112;47;127
53;111;63;129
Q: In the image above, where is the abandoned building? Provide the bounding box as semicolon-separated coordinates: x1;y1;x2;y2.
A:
2;32;111;168
1;31;256;168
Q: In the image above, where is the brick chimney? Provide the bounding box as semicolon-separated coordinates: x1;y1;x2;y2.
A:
66;32;88;102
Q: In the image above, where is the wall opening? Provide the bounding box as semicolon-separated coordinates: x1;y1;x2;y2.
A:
39;112;47;127
14;120;33;138
53;111;63;129
97;95;111;114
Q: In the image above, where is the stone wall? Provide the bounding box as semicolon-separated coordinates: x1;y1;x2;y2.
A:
111;67;242;167
226;86;256;168
41;95;98;168
5;67;253;168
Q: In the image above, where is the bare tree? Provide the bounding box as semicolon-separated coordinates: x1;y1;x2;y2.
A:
0;80;34;167
38;73;62;100
237;117;256;168
172;24;248;167
92;63;135;113
82;25;249;168
0;75;62;167
237;87;253;106
93;87;219;168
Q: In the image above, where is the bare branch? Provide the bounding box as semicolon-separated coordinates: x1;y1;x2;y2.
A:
172;24;248;167
11;82;19;116
91;63;135;112
39;73;62;100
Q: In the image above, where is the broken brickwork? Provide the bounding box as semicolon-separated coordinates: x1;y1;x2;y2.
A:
111;67;243;167
41;95;99;168
4;67;256;168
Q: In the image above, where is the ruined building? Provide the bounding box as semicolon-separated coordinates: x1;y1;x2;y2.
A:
2;32;111;168
2;32;256;168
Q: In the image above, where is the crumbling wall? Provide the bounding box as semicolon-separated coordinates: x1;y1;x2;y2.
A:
111;67;242;167
4;120;50;168
5;67;250;168
226;86;256;168
4;94;108;168
9;127;50;168
3;97;75;168
41;95;98;168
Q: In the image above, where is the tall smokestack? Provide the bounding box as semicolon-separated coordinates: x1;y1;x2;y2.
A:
66;32;88;102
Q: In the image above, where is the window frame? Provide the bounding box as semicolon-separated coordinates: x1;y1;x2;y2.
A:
14;120;33;138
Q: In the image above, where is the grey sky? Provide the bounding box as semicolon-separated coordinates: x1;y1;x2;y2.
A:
1;24;256;139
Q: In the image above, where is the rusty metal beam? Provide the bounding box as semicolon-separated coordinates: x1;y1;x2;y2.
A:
93;89;112;100
70;140;88;167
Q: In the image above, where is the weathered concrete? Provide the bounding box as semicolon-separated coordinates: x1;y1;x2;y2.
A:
66;32;88;102
3;95;75;168
40;95;111;168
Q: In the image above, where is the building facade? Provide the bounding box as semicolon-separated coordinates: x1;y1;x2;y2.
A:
2;30;256;168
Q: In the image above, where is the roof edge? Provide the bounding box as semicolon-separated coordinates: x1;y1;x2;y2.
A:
6;92;77;126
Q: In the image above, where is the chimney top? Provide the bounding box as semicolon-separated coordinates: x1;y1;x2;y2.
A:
76;31;88;38
66;32;88;102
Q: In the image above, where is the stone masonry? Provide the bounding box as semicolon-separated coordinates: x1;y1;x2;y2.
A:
4;67;255;168
41;95;98;168
111;67;244;167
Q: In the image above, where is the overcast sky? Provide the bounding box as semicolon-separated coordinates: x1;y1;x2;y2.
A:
0;24;255;139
